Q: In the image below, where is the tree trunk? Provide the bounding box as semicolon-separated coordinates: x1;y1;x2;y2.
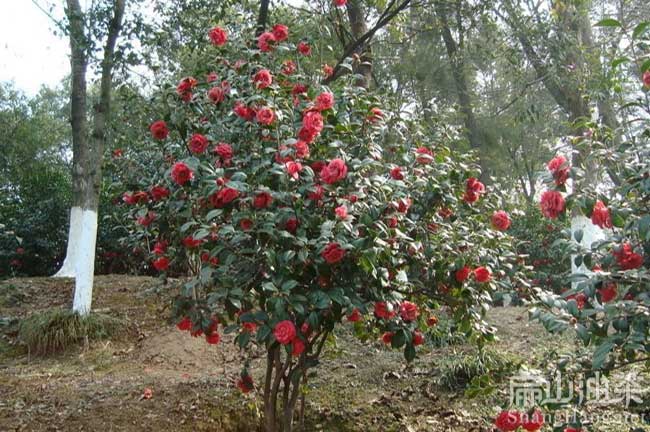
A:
256;0;270;36
57;0;125;316
346;0;372;88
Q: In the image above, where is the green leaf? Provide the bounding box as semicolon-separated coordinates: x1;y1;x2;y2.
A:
632;22;650;39
592;340;615;369
257;325;272;343
404;343;416;363
391;329;406;349
574;229;584;243
595;18;621;27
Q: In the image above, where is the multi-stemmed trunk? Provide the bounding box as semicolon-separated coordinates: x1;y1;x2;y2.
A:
55;0;125;316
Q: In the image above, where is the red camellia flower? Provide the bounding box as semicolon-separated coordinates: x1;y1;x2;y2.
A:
273;320;297;345
176;77;197;102
272;24;289;41
242;322;257;333
149;120;169;140
152;256;170;271
237;375;254;393
210;187;240;208
494;410;522;432
455;266;471;283
567;292;587;309
208;26;227;46
188;133;209;154
323;64;334;77
234;101;256;121
334;0;347;7
294;140;310;159
315;92;335;111
182;236;203;249
367;107;383;123
415;147;434;164
214;142;233;161
463;177;485;204
591;200;612;229
474;266;492;283
137;211;157;227
388;217;398;228
297;41;311;56
170;162;194;185
150;185;170;201
374;301;396;320
598;282;617;302
253;191;273;209
335;205;348;219
347;308;361;322
321;242;345;264
412;330;425;346
396;197;412;214
399;301;419;322
285;217;299;234
201;252;219;266
256;107;275;125
205;332;220;344
299;110;324;143
286;161;303;179
612;243;644;270
112;148;123;158
521;409;544;431
257;31;276;52
390;167;404;180
547;155;570;186
281;60;296;75
540;190;565;219
206;71;218;82
177;316;192;331
308;184;324;202
643;70;650;87
320;158;348;184
291;338;305;357
491;210;511;231
152;240;167;255
382;332;393;344
208;86;225;104
239;219;253;231
253;69;273;89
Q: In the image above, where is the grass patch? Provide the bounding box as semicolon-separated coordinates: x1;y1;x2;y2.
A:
436;349;520;391
18;309;125;356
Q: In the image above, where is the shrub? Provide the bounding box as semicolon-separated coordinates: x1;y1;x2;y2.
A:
118;23;521;431
18;309;125;356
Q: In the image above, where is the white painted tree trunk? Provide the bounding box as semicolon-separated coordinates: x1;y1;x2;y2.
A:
571;215;606;289
71;209;98;316
54;207;83;278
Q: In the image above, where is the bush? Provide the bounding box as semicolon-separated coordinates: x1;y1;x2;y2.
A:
18;309;125;356
437;348;520;391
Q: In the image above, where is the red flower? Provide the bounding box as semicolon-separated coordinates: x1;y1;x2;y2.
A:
237;375;254;393
347;308;361;322
521;409;544;431
297;41;311;56
208;26;227;46
396;197;411;214
540;190;565;219
214;142;233;161
321;242;345;264
455;266;471;282
274;320;297;345
591;200;612;229
281;60;296;75
412;330;424;346
643;70;650;87
315;92;335;111
201;252;219;266
390;167;404;180
142;388;153;400
182;236;203;249
463;177;485;204
152;256;170;271
234;101;256;121
320;159;348;184
415;147;434;164
286;161;303;179
188;133;209;154
564;428;582;432
239;218;253;231
206;72;218;82
382;332;393;344
399;301;418;322
613;243;644;270
367;107;383;123
253;69;273;89
170;162;194;185
567;292;587;309
294;140;310;159
208;86;225;104
323;64;334;77
253;191;273;209
257;31;276;52
547;155;570;186
474;266;492;283
291;338;305;356
137;211;157;227
152;240;167;255
494;410;522;432
427;316;438;327
112;148;123;158
292;83;308;95
374;301;396;320
300;111;324;143
149;120;169;140
210;187;240;208
256;107;275;125
150;185;170;201
206;332;220;344
285;217;299;234
272;24;289;41
177;317;192;331
334;0;347;7
598;282;617;303
242;322;257;333
176;77;197;102
335;205;348;219
491;210;511;231
388;217;398;228
308;184;324;202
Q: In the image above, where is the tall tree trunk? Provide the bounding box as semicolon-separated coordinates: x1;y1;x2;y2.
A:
57;0;125;316
346;0;372;87
256;0;270;36
434;0;486;178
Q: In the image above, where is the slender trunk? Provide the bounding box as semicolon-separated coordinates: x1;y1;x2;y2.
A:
256;0;270;36
346;0;372;87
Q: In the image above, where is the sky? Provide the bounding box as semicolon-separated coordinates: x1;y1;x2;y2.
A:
1;1;69;96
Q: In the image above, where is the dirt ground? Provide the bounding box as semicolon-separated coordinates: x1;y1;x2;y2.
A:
0;276;647;432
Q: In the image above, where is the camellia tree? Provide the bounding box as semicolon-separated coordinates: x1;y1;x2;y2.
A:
118;21;523;432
